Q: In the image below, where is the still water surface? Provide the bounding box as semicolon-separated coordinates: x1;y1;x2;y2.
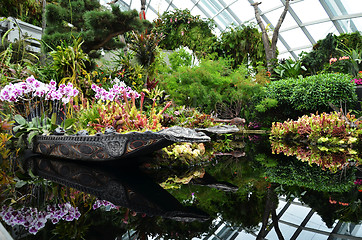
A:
1;135;361;240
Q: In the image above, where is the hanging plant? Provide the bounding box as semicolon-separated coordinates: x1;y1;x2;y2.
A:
219;24;266;69
152;9;217;58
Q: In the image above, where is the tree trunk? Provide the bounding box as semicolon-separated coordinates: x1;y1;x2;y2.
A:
256;186;284;240
90;30;127;51
251;1;292;73
141;0;146;11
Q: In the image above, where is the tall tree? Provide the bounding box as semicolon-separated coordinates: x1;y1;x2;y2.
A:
251;0;293;72
42;0;151;55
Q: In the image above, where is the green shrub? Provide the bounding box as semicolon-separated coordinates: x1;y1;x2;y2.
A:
168;48;193;71
159;58;262;115
254;98;278;113
258;73;358;121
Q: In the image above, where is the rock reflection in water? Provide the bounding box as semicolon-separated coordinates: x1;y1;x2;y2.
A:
26;156;209;223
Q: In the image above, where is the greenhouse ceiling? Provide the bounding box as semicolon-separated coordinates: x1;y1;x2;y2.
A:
101;0;362;60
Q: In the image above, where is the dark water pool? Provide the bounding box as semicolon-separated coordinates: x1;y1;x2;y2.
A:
1;135;361;240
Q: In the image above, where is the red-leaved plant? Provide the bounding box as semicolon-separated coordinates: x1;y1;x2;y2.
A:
271;112;361;145
89;91;172;133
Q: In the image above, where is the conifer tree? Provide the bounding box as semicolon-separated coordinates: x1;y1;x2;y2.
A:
42;0;151;55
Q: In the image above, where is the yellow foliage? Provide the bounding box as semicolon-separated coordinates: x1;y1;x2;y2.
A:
0;169;14;186
0;133;12;160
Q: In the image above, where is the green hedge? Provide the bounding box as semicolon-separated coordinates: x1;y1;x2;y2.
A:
259;73;357;120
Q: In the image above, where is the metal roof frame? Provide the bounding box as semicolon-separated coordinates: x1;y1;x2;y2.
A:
132;0;362;59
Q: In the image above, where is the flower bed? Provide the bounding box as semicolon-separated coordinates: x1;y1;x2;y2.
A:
270;112;361;146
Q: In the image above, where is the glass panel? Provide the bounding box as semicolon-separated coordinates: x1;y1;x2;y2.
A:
228;1;257;22
292;0;329;23
352;224;362;237
233;231;260;240
306;22;337;42
107;0;130;10
172;0;196;9
215;10;235;24
337;0;362;15
112;0;131;5
351;17;362;31
305;213;336;231
334;222;362;237
266;9;295;29
326;0;362;16
213;18;228;30
223;0;237;5
276;199;288;215
299;47;313;55
279;204;311;226
151;1;170;15
296;230;329;240
338;19;357;32
277;41;288;54
213;12;233;27
279;28;311;50
325;0;342;16
222;8;242;25
191;7;206;19
198;1;215;17
129;1;141;11
99;0;111;7
146;10;158;21
207;0;224;12
257;0;284;12
265;222;296;240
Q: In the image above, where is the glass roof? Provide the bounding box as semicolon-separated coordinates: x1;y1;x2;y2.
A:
105;0;362;60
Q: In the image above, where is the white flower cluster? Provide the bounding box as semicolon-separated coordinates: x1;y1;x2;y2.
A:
0;76;79;104
91;78;140;102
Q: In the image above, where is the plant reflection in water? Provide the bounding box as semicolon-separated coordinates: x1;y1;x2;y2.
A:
0;203;80;234
0;134;361;239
